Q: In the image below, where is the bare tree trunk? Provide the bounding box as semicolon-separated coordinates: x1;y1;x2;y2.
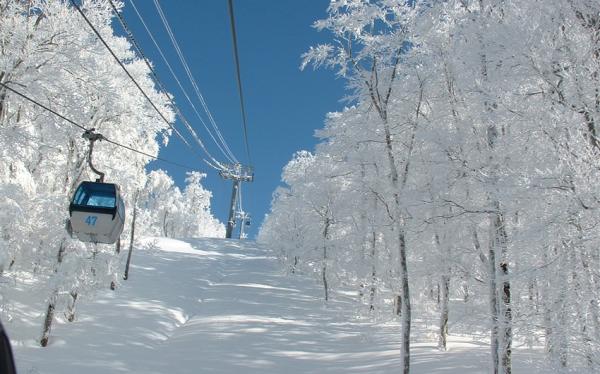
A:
475;1;512;371
488;230;500;374
162;210;169;237
569;247;594;368
124;192;139;280
558;298;568;369
580;251;600;362
434;226;451;351
322;217;331;302
398;228;411;374
500;262;512;373
66;291;78;322
394;294;402;316
322;261;328;302
486;208;512;374
542;247;557;363
40;298;55;347
543;295;554;358
439;274;450;351
364;49;418;374
364;166;380;312
110;238;121;290
369;230;377;312
40;241;66;347
380;91;414;374
493;207;511;374
0;71;6;124
545;246;569;369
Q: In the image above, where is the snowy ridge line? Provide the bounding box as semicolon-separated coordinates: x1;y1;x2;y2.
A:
0;82;197;171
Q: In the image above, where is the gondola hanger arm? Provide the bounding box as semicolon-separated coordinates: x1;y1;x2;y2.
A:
82;128;106;183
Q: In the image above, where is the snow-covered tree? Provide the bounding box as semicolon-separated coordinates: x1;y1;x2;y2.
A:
261;1;600;373
137;170;224;239
0;0;222;346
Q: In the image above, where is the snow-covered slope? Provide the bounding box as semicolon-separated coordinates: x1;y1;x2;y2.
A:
7;238;548;373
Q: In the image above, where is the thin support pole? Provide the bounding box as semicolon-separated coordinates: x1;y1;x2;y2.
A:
124;191;139;280
225;180;240;239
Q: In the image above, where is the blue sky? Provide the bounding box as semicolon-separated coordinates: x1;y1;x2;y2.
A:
119;1;346;238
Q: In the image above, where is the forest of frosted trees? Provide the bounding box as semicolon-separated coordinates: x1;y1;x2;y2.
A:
0;0;223;346
259;1;600;373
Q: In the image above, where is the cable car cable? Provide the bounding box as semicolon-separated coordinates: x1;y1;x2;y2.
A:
152;0;238;162
69;0;209;164
70;0;188;145
0;82;198;171
109;0;236;167
130;0;238;165
103;138;197;171
0;82;87;131
151;0;240;165
227;0;252;165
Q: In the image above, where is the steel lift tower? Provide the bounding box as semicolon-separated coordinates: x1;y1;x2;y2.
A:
220;163;254;238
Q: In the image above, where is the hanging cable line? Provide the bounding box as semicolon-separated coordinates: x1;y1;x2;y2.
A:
152;0;237;164
70;0;186;145
69;0;222;171
0;82;198;171
227;0;252;165
130;0;237;166
107;0;228;170
151;0;240;165
117;0;238;166
1;82;87;131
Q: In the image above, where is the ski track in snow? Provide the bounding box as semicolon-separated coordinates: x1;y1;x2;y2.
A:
8;238;550;373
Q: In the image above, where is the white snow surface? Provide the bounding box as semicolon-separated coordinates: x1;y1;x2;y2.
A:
6;238;549;373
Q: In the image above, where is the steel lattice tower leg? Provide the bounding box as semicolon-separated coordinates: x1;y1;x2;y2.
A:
225;179;240;239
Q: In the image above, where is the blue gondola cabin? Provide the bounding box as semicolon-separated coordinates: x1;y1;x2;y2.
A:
68;182;125;244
